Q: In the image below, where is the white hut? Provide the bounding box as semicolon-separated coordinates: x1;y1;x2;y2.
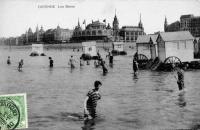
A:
82;41;97;56
31;44;44;55
112;42;124;52
156;31;194;62
136;34;158;59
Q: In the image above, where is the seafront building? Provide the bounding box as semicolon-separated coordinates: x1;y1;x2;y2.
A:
3;25;73;45
164;14;200;37
2;11;146;45
43;25;73;43
71;13;146;43
119;14;145;42
71;20;113;42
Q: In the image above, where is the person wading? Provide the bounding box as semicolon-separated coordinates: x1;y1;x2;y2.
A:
80;57;84;67
84;81;102;122
18;59;24;71
99;59;108;74
69;55;76;69
7;56;11;65
176;65;185;91
49;57;54;68
133;59;139;76
106;52;113;65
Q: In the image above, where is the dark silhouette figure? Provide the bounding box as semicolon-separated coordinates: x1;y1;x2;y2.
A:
49;57;54;68
18;59;23;71
7;56;11;65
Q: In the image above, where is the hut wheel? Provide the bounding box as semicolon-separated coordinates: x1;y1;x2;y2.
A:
137;54;148;61
164;56;182;65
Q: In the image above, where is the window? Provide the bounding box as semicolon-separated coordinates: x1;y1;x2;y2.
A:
87;31;90;35
126;37;129;41
92;31;96;36
98;30;102;35
131;37;134;41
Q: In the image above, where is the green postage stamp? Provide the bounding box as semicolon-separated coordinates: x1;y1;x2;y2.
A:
0;93;28;130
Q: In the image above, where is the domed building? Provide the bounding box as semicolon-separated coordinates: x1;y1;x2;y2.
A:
72;19;113;42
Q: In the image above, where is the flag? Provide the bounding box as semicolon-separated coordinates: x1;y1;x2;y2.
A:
103;19;106;23
83;20;86;24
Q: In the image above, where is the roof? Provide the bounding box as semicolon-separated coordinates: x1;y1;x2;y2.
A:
158;31;194;42
180;14;194;19
136;34;158;44
86;20;106;29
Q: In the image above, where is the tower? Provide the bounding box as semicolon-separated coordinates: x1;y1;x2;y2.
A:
36;25;40;42
164;16;168;32
138;13;143;30
40;26;44;33
25;31;28;43
78;18;80;28
112;9;119;41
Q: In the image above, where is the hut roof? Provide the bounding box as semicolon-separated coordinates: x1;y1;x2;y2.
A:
158;31;194;42
136;34;158;44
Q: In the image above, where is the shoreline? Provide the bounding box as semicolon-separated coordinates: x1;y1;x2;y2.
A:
0;42;136;50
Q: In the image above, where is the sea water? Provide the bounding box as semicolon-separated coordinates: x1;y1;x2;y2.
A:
0;46;200;130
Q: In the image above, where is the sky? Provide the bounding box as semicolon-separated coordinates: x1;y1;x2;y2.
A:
0;0;200;37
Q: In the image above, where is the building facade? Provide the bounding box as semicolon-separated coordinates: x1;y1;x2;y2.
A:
72;20;113;42
119;15;145;42
180;15;200;37
23;25;73;44
164;14;200;37
164;19;180;32
119;26;145;42
54;25;73;42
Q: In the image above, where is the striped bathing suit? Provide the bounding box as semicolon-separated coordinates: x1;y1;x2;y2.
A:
86;89;101;118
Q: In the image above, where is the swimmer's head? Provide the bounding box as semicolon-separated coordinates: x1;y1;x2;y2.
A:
94;80;102;90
